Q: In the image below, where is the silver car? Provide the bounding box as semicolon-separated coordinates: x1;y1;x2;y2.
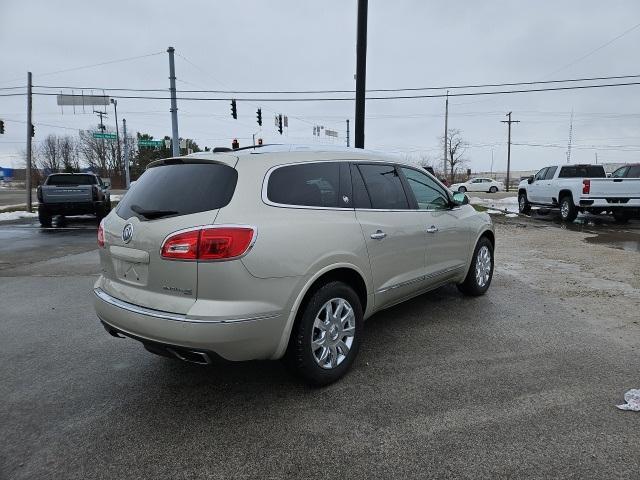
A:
94;145;494;384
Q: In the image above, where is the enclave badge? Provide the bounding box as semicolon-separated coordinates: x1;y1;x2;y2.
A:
122;223;134;244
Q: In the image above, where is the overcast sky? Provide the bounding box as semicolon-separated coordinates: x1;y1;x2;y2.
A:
2;0;640;172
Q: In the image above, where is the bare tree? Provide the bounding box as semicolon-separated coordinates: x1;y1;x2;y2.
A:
38;134;62;173
59;135;79;172
78;130;108;174
439;129;468;182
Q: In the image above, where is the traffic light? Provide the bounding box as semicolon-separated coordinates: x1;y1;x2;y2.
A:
232;138;240;149
231;99;237;119
256;108;262;126
0;120;4;134
278;114;283;135
30;123;35;138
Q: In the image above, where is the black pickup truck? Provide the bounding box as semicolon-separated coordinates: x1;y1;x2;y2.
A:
37;173;111;227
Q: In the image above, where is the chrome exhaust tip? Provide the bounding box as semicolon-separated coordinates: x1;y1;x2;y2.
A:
166;347;212;365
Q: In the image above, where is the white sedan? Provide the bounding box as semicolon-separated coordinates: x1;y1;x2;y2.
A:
450;177;504;193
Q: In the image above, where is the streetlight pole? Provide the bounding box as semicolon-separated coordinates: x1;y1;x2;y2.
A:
167;46;180;157
354;0;368;149
110;99;121;169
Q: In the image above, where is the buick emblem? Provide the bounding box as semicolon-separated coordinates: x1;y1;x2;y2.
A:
122;223;134;244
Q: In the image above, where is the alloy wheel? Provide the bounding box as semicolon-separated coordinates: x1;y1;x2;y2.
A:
311;298;355;369
475;245;492;288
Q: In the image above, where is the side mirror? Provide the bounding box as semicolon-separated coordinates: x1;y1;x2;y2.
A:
452;192;469;205
527;176;534;184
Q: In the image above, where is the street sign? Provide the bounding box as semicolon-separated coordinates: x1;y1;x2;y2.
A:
58;94;110;106
325;129;338;138
92;132;117;140
138;139;164;147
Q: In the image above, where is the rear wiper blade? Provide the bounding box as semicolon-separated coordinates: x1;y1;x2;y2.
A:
130;204;178;220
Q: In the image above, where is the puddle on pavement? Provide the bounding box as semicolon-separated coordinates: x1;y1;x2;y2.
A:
584;232;640;253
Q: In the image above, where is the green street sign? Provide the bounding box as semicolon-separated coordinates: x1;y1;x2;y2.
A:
138;139;164;147
92;132;117;140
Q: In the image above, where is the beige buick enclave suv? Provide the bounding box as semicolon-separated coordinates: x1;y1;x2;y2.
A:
94;145;494;384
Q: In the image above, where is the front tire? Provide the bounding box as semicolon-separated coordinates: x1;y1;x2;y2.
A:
458;237;494;296
285;281;363;386
518;192;531;214
489;186;498;193
560;195;578;222
458;186;467;193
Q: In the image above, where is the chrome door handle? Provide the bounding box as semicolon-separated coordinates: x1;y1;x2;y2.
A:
370;230;387;240
426;226;439;233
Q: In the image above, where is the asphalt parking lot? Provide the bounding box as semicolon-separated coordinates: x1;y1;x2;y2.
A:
1;212;639;479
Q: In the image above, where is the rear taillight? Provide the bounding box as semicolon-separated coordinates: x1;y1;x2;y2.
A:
160;226;255;261
160;229;200;260
582;179;591;195
97;219;105;248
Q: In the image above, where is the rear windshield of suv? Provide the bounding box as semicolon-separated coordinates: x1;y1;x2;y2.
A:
558;165;606;178
117;162;237;221
46;174;97;186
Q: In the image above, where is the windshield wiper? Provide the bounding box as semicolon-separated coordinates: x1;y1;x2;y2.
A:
130;204;178;220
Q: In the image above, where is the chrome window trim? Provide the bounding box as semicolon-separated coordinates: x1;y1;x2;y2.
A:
94;288;279;324
261;158;448;211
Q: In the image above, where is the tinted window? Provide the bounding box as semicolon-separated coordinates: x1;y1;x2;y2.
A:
534;168;548;181
627;166;640;177
117;162;237;221
350;163;371;209
611;167;628;178
400;167;449;210
357;164;409;210
47;174;96;186
267;162;340;207
558;165;606;178
544;166;557;180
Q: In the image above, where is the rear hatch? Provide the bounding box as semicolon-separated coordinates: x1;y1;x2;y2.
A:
42;174;95;203
99;158;238;314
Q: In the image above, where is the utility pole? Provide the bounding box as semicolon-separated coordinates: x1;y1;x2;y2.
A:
501;112;519;192
443;90;449;180
490;148;494;177
26;72;32;212
111;99;121;168
354;0;368;148
122;118;130;188
167;46;180;157
566;109;574;164
346;119;350;147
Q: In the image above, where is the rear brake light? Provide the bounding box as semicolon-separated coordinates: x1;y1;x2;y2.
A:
160;230;200;260
97;219;105;248
160;226;255;261
582;179;591;195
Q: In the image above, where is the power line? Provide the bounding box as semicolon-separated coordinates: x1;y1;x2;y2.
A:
544;22;640;78
31;73;640;94
26;80;640;101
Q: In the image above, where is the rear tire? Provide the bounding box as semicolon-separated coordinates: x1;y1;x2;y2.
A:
559;195;578;222
284;281;363;386
489;186;498;193
518;192;531;214
38;206;52;227
612;211;629;224
458;236;494;296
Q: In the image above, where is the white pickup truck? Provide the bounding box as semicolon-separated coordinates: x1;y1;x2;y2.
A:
517;164;640;222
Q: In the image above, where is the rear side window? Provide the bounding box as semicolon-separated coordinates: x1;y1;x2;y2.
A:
47;174;96;186
611;167;628;178
627;166;640;177
558;165;606;178
267;162;341;208
117;162;237;221
357;164;410;210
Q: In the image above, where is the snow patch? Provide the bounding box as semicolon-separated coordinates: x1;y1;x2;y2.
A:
0;211;38;222
617;389;640;412
470;195;519;214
